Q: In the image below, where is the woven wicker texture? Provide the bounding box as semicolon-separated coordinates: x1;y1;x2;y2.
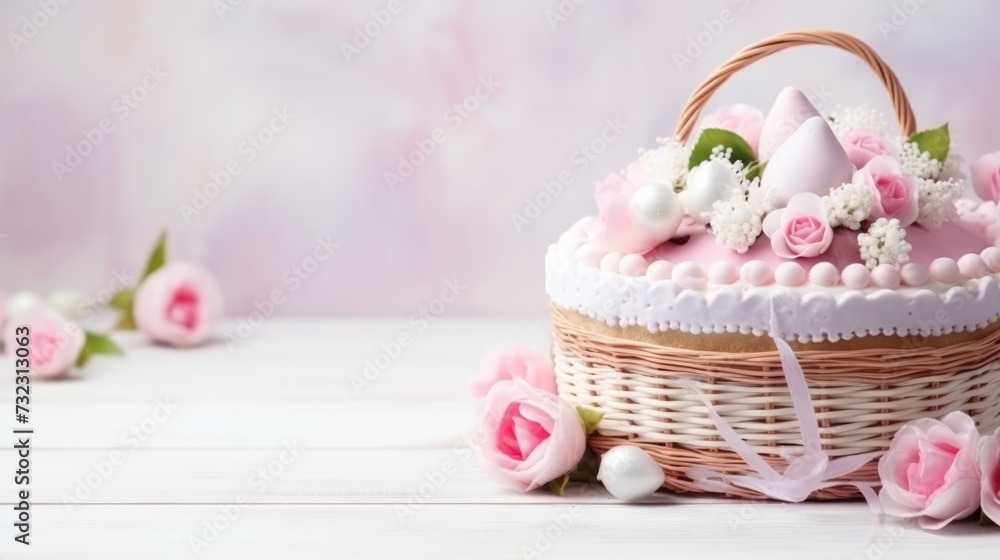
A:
551;306;1000;499
673;29;916;141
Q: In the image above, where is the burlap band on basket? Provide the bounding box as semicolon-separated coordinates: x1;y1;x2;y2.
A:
550;305;1000;499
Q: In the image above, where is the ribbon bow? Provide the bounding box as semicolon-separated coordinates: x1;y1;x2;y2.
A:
685;312;883;510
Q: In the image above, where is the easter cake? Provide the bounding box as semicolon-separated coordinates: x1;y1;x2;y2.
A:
545;30;1000;498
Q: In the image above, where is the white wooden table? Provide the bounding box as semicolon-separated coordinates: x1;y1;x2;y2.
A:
1;319;998;559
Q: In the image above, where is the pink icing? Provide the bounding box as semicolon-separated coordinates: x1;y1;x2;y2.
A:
646;218;992;272
673;262;707;290
600;252;623;272
900;263;931;287
619;254;648;277
842;264;871;289
740;261;773;286
930;258;961;283
708;261;739;285
808;262;839;286
983;247;1000;273
871;264;902;289
646;261;674;281
774;262;806;287
958;254;988;279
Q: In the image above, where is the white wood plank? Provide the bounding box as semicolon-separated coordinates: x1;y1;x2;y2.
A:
0;448;709;505
15;401;474;449
1;504;995;560
0;318;551;402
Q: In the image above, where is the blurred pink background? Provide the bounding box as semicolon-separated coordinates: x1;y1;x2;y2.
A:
1;0;998;317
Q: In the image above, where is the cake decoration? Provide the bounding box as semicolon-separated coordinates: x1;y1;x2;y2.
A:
762;192;834;258
475;30;1000;532
762;115;854;206
757;85;822;160
857;217;911;269
699;103;764;155
972;151;1000;203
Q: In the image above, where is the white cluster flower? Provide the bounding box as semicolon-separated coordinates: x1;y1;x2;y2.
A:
637;137;692;189
709;176;774;254
823;182;873;230
827;105;891;138
858;218;912;269
916;176;963;227
895;140;943;180
938;149;966;184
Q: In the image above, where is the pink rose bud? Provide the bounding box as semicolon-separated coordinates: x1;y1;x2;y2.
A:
979;427;1000;526
854;155;919;227
478;379;586;492
878;411;982;530
470;347;557;399
972;151;1000;203
134;262;223;347
3;306;85;379
702;104;765;155
841;129;891;169
762;192;834;259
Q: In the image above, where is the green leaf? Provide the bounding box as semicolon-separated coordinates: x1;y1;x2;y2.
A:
568;447;601;483
908;123;950;164
141;231;168;281
114;312;137;331
109;288;137;331
576;406;604;435
109;287;135;313
745;161;767;182
76;331;124;368
688;128;757;170
546;473;570;496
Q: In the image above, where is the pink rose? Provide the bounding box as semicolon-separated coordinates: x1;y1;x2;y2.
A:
134;262;223;347
979;427;1000;525
841;130;891;169
3;307;84;379
478;379;586;492
702;104;765;155
854;155;919;227
470;347;557;399
762;192;834;258
878;411;981;530
972;151;1000;203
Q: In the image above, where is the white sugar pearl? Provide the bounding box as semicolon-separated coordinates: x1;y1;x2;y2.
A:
597;445;665;501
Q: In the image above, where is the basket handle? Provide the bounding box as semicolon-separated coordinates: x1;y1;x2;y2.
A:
673;29;917;141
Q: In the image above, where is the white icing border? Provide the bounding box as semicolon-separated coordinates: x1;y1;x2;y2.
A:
546;241;1000;343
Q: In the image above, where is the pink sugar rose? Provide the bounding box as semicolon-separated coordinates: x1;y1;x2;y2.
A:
702;104;765;155
478;379;586;492
854;155;919;227
841;129;891;169
593;172;633;212
470;347;557;399
3;307;85;379
762;192;834;259
979;427;1000;526
134;262;223;347
878;411;982;530
972;151;1000;203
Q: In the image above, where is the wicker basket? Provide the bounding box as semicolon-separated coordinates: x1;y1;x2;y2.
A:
550;30;1000;500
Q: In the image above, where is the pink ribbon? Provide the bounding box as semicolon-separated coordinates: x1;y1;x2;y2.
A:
685;311;883;510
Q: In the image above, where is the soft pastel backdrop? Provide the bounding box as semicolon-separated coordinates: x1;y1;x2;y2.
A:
1;0;998;317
